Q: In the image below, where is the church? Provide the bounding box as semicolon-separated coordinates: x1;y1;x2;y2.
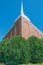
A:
3;2;43;39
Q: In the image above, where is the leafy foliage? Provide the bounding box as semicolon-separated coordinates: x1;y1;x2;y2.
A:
27;36;43;63
0;36;43;65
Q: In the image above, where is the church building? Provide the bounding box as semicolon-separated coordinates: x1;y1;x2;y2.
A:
3;2;43;39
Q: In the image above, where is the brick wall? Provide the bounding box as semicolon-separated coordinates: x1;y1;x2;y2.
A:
3;16;43;39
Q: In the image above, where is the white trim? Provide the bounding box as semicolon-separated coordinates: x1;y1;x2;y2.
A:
21;14;31;22
31;23;43;34
22;14;43;35
3;14;43;39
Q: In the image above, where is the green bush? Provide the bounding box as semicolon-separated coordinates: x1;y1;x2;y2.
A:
0;36;27;65
0;36;43;65
27;36;43;63
0;39;9;63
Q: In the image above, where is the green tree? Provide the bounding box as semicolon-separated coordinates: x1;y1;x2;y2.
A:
0;35;43;65
0;39;9;63
1;36;26;65
27;36;43;63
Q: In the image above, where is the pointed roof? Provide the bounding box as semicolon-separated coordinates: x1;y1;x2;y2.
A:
3;1;43;39
13;1;43;35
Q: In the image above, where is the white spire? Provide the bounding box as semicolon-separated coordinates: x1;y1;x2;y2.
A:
21;1;24;15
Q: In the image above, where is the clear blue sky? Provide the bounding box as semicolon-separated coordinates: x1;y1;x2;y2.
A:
0;0;43;41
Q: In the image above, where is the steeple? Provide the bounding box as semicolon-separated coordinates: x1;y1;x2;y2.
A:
21;1;24;15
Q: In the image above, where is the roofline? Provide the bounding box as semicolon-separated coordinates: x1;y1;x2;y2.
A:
21;14;43;35
3;14;31;39
3;14;43;39
3;15;21;39
24;15;43;35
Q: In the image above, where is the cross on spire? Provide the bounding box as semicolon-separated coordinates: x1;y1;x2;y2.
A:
21;0;24;15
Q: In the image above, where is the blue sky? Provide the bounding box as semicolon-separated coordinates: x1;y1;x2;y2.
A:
0;0;43;41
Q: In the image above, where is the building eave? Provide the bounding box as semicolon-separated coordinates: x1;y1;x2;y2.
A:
3;14;43;39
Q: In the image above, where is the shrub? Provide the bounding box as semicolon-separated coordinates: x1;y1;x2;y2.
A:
0;36;43;65
27;36;43;63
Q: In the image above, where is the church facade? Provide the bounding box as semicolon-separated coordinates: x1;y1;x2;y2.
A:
3;3;43;39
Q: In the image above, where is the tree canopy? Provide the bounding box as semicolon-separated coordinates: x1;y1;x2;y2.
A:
0;36;43;65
